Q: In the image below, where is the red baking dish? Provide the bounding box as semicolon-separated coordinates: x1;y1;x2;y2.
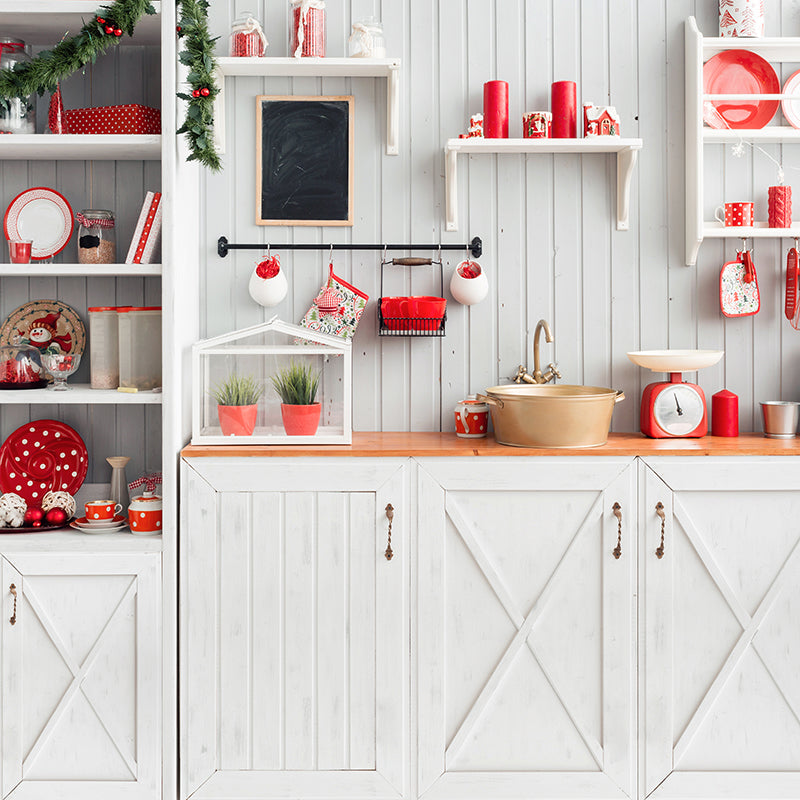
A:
380;296;446;331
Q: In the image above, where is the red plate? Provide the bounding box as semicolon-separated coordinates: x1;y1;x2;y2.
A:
3;187;74;260
0;420;88;507
703;49;780;130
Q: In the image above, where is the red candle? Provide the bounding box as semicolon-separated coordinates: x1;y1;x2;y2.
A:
712;389;739;437
551;80;577;138
483;80;509;138
768;185;792;228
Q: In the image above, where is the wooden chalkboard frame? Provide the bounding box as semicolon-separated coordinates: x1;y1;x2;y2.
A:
256;95;354;227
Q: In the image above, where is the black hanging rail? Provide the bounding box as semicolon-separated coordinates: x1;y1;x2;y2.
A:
217;236;482;260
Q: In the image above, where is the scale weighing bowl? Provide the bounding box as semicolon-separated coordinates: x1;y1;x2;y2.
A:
626;350;724;373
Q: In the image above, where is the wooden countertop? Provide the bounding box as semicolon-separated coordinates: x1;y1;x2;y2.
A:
182;432;800;458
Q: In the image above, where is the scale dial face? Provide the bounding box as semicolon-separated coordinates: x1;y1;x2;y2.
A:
653;383;705;436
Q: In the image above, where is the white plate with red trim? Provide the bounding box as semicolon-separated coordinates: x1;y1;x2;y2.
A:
3;187;74;260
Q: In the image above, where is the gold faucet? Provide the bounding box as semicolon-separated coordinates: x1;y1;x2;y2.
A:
513;319;561;384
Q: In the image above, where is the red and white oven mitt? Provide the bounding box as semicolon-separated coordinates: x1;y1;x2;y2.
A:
720;249;760;318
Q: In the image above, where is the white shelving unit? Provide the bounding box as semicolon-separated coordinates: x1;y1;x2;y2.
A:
0;134;161;160
444;137;643;232
0;263;162;277
0;386;163;404
685;16;800;265
214;56;401;155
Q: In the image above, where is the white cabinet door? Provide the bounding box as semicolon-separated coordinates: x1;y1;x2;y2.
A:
643;458;800;800
417;458;636;800
0;553;161;800
181;458;409;800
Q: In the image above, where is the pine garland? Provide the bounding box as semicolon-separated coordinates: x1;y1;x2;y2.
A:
0;0;156;100
176;0;221;171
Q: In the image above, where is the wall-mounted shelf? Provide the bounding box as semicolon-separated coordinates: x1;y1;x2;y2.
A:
0;385;163;404
0;263;162;277
0;1;162;45
213;56;401;156
0;135;162;161
444;137;642;232
685;16;800;265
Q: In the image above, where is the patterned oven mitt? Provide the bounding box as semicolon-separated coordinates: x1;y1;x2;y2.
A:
299;264;369;341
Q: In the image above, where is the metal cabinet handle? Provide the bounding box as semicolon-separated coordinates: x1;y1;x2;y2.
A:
655;502;666;559
9;583;17;625
384;504;394;561
612;502;623;559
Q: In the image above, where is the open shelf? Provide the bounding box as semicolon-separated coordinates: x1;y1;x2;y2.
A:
0;263;162;277
685;16;800;264
444;137;642;232
0;2;162;46
0;385;163;404
0;529;163;551
0;135;161;161
214;56;401;155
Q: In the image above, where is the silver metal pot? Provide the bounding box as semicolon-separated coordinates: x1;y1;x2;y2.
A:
478;384;625;448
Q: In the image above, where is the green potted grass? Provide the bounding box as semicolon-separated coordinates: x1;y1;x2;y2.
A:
211;374;264;436
271;360;321;436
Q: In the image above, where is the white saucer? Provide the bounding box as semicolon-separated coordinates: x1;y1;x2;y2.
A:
70;520;127;534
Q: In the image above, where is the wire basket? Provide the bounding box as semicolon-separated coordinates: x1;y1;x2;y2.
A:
377;256;447;337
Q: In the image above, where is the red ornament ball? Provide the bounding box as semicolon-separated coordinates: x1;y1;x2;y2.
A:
104;25;114;34
97;16;106;24
45;507;67;526
192;89;200;98
176;25;182;33
200;87;210;97
114;28;123;36
23;507;44;525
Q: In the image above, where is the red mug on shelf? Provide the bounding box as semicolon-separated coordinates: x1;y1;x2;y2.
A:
85;500;123;521
715;202;754;227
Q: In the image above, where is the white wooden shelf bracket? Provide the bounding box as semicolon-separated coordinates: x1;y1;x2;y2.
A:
616;146;638;231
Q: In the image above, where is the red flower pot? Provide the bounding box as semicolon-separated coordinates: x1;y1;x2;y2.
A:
217;404;258;436
281;403;321;436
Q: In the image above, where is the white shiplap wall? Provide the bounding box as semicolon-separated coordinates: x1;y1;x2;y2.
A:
201;0;800;433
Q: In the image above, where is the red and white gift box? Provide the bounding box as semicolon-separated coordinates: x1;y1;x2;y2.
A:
125;191;163;265
719;0;765;37
49;87;160;135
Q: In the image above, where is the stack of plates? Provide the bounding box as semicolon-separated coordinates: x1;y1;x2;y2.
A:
69;514;128;534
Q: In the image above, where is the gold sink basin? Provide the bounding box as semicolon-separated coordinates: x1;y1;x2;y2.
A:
478;384;625;448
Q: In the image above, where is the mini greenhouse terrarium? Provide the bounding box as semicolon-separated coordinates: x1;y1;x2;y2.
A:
192;318;352;445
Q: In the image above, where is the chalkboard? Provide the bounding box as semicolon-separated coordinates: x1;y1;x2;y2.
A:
256;95;354;226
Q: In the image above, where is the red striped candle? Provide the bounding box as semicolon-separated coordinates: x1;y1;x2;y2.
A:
712;389;739;437
768;185;792;228
551;80;577;138
483;80;509;138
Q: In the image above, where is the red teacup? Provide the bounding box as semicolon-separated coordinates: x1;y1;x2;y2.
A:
85;500;123;521
715;202;754;227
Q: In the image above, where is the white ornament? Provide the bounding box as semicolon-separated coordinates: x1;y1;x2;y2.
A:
41;490;76;518
0;492;27;527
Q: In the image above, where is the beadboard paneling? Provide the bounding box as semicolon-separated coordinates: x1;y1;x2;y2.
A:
201;1;800;433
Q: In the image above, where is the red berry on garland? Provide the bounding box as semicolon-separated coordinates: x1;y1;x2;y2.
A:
105;25;114;34
23;507;44;525
192;89;200;98
176;25;182;34
45;507;67;526
114;28;123;36
97;17;106;24
200;87;210;97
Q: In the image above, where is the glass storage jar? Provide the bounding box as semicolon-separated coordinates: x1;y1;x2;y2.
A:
348;18;385;58
230;11;268;56
0;38;35;134
118;307;162;390
0;337;46;389
290;0;326;57
88;307;120;389
77;209;116;264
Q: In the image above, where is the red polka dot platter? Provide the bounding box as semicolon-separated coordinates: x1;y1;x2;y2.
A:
0;420;88;507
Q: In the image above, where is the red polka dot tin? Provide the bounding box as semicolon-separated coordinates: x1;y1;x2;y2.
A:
454;395;489;438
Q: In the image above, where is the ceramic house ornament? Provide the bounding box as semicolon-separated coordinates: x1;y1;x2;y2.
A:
192;316;352;445
583;103;621;137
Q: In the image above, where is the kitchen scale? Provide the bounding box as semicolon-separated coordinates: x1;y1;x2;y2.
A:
627;350;724;438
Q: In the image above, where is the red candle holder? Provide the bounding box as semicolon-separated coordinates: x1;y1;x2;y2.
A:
712;389;739;437
483;80;509;139
768;185;792;228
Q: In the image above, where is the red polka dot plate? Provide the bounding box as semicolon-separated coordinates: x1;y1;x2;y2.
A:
0;420;88;507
